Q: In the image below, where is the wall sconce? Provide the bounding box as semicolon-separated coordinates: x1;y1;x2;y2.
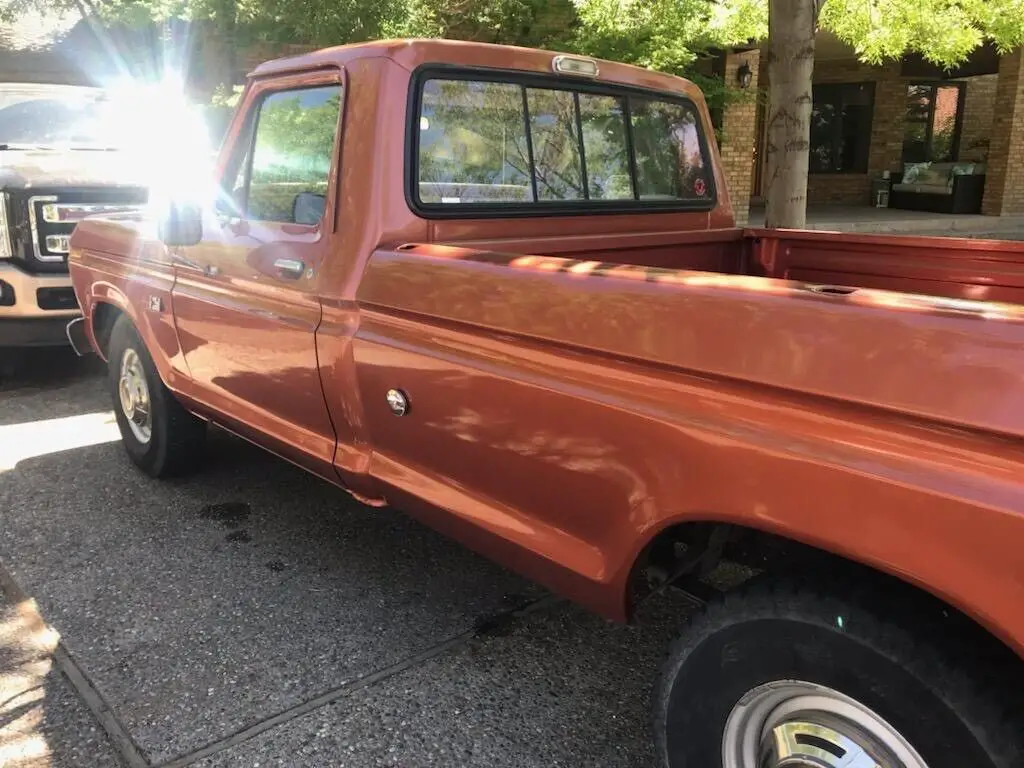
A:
736;63;753;89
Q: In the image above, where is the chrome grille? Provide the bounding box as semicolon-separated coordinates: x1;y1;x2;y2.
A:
29;192;148;263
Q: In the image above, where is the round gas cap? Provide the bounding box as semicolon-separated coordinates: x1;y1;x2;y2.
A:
386;389;409;416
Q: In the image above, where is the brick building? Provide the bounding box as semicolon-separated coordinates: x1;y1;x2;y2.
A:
708;31;1021;225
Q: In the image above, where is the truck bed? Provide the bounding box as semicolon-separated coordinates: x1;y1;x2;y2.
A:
445;226;1024;305
369;231;1024;444
747;228;1024;305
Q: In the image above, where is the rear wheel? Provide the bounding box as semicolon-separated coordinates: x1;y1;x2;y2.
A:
653;576;1023;768
108;315;206;477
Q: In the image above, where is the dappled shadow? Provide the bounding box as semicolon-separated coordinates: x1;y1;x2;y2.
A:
0;425;544;762
0;595;121;767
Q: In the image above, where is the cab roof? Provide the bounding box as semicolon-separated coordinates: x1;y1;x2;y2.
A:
248;38;705;105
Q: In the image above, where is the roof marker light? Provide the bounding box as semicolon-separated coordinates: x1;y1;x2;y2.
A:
552;55;599;77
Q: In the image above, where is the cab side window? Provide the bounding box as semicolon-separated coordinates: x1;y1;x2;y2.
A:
238;84;342;225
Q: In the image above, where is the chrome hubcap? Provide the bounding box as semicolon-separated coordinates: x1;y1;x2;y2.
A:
118;348;152;444
722;680;930;768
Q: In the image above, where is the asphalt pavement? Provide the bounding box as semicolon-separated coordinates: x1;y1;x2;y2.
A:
0;348;694;767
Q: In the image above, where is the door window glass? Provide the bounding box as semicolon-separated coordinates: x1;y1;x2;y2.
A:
244;85;341;224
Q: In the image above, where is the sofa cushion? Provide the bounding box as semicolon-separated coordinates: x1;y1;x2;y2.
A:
902;162;931;184
918;165;954;187
951;162;985;175
892;182;952;195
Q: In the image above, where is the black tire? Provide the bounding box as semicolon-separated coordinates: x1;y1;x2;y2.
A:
107;315;206;477
653;573;1024;768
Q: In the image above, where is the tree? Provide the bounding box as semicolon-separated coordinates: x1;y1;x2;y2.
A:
764;0;1024;229
566;0;766;124
387;0;577;48
568;0;765;74
0;0;405;97
762;0;815;229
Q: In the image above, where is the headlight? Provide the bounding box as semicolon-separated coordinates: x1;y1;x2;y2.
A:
0;193;11;259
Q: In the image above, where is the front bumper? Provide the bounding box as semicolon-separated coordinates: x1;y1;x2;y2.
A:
0;316;74;347
0;260;79;348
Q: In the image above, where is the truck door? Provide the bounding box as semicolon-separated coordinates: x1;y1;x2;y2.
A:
171;71;344;481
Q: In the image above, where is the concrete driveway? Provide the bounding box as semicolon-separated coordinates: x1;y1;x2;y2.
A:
0;349;694;768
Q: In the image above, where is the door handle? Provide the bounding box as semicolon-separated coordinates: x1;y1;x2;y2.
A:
273;258;305;279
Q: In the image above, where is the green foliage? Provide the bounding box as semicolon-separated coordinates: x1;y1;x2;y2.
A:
7;0;1024;108
386;0;578;48
567;0;765;73
820;0;1024;68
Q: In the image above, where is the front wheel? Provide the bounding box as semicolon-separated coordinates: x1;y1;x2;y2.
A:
108;315;206;477
653;576;1023;768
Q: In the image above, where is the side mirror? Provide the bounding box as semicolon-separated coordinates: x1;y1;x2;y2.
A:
157;202;203;246
292;192;326;226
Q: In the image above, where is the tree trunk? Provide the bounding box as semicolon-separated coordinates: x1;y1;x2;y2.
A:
764;0;817;229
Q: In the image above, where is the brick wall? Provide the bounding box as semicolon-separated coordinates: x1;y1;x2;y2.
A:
718;50;760;225
0;49;94;85
982;52;1024;215
958;73;997;161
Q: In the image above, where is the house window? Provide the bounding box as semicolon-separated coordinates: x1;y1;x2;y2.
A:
809;83;875;173
902;83;965;163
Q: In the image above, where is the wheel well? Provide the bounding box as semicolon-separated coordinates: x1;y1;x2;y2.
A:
628;521;1022;664
91;302;123;360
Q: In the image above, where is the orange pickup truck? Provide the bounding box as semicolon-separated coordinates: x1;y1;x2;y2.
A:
67;39;1024;768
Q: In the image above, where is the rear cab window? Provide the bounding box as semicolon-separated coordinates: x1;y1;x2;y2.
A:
411;69;714;215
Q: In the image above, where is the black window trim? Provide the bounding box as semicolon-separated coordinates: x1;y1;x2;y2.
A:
808;81;876;175
902;81;967;164
572;91;591;201
405;63;717;219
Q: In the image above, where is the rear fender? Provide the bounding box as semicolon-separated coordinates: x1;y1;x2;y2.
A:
612;438;1024;661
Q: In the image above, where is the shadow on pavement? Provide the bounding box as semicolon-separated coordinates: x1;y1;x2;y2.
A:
0;347;104;392
0;369;694;767
0;348;108;427
0;593;122;767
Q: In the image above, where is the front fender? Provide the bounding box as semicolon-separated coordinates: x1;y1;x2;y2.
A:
72;243;188;394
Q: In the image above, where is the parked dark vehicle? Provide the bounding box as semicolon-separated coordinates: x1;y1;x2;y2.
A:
0;82;147;359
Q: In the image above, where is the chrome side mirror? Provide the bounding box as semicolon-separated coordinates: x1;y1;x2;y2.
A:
157;202;203;247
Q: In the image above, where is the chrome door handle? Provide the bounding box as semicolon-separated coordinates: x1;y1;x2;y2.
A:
273;258;305;279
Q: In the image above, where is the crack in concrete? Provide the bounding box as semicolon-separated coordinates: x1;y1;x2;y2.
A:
154;594;562;768
1;557;561;768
